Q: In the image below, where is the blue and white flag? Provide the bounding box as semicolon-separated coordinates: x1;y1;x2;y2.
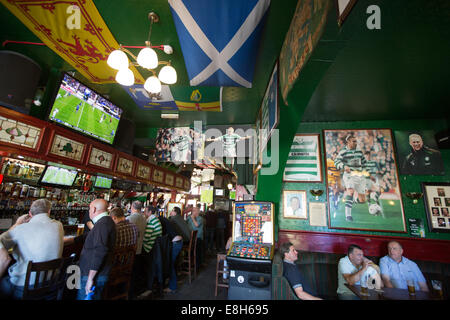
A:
169;0;270;87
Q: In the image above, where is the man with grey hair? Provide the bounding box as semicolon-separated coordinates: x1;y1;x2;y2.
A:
380;241;428;292
126;201;147;298
401;133;444;175
0;199;64;299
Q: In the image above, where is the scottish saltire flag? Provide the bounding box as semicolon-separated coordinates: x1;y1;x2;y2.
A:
169;0;270;87
283;135;322;182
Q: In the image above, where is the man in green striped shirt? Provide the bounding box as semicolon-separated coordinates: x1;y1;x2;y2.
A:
335;135;367;222
139;207;163;299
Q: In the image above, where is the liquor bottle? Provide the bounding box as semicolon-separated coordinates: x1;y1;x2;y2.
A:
26;165;35;180
22;164;30;179
7;161;16;176
13;162;21;176
1;159;11;175
20;185;29;198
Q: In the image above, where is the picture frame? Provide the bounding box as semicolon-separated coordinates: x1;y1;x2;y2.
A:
323;129;406;232
166;202;184;218
259;61;279;157
282;190;308;219
421;182;450;233
283;134;323;182
394;130;445;175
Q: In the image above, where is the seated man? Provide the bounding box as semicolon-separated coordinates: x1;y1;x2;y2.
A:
110;207;138;249
279;242;322;300
0;199;64;299
337;244;381;300
380;241;429;292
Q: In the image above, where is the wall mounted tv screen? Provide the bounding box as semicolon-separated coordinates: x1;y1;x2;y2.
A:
48;73;123;144
40;165;78;186
94;176;112;189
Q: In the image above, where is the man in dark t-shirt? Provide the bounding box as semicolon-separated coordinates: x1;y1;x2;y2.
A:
279;242;322;300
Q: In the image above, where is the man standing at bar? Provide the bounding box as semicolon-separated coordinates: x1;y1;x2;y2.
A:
380;241;429;292
138;206;163;299
127;200;147;297
77;199;116;300
0;199;64;299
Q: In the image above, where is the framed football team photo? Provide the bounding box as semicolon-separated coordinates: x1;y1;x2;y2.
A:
421;182;450;233
283;134;323;182
282;190;307;219
324;129;406;232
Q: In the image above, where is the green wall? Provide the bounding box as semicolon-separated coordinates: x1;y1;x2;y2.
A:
278;118;450;241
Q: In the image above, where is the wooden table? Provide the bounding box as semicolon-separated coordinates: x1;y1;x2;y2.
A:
345;284;442;300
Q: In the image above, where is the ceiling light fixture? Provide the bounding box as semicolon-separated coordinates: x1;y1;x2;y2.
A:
107;12;177;93
161;113;179;119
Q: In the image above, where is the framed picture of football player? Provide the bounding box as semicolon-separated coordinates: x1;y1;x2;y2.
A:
394;130;445;175
324;129;406;232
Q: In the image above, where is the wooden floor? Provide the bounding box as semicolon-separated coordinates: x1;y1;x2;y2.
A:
133;251;229;300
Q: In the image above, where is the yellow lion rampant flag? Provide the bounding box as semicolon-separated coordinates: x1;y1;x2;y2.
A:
2;0;144;84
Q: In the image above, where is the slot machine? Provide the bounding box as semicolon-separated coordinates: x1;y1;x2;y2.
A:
226;201;274;300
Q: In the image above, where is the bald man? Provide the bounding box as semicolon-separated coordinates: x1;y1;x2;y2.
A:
77;199;116;300
401;133;444;175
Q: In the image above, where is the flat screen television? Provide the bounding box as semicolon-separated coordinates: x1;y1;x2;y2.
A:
215;189;224;196
40;165;78;186
94;176;112;189
48;73;123;144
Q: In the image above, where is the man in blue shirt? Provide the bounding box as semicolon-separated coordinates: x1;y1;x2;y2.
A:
380;241;429;292
280;242;322;300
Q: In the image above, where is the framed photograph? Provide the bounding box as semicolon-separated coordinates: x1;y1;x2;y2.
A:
283;134;322;182
260;61;279;157
324;129;406;232
421;182;450;233
394;130;445;175
282;190;307;219
166;202;184;218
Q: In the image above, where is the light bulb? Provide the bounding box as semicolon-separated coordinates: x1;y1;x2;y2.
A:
107;50;128;70
115;68;134;86
158;65;177;84
144;76;161;93
137;47;158;69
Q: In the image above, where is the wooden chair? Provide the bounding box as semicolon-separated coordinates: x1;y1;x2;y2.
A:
215;253;229;296
102;245;136;300
179;230;198;284
22;258;64;300
57;253;77;300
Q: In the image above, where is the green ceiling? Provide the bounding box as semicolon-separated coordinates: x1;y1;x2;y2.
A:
0;0;298;132
301;0;450;122
1;0;449;147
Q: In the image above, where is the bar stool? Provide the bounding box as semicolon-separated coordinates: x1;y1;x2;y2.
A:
215;253;229;296
103;244;137;300
179;230;198;284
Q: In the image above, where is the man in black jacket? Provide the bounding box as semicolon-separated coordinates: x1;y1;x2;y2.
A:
401;133;444;175
76;199;116;300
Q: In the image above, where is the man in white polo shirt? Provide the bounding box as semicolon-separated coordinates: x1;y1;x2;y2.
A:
337;244;381;300
0;199;64;299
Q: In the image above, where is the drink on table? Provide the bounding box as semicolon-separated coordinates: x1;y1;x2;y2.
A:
407;279;416;295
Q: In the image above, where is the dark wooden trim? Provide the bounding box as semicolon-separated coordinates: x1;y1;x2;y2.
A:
278;229;450;263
